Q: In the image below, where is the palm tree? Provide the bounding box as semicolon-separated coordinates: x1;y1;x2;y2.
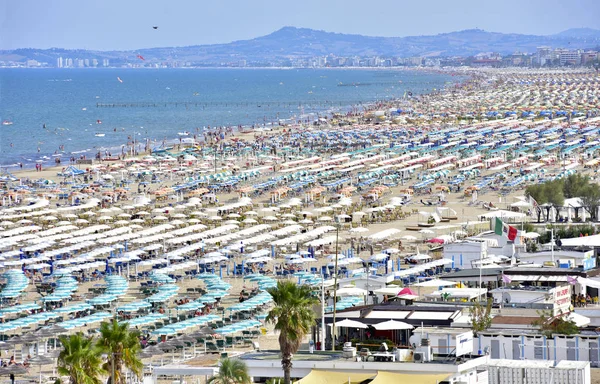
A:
207;357;252;384
266;280;317;384
97;318;143;384
57;333;106;384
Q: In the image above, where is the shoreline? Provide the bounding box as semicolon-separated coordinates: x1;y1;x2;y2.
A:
4;68;469;175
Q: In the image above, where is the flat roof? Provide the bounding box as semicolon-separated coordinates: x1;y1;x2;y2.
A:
505;267;583;275
488;359;589;369
442;268;504;279
491;316;539;325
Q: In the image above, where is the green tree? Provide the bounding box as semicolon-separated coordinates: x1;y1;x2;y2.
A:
580;184;600;221
563;174;591;198
57;333;106;384
469;298;493;335
208;358;252;384
526;184;547;204
266;281;318;384
97;319;143;384
526;180;565;221
543;179;565;207
532;310;579;338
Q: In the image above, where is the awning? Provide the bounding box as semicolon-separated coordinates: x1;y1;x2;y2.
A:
295;370;375;384
577;277;600;290
568;312;591;327
369;371;450;384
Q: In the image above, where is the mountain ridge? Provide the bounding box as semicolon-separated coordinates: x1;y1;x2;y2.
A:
2;26;600;65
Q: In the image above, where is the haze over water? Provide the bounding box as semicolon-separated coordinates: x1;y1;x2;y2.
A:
0;68;455;169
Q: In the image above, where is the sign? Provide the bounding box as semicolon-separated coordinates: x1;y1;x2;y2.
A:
553;285;572;316
583;250;596;271
455;330;474;357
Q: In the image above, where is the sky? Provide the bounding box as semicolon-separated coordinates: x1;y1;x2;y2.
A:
1;0;600;51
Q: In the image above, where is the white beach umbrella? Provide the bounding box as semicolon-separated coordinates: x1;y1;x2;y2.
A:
349;227;369;233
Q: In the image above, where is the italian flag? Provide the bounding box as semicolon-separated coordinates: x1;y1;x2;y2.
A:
495;217;518;241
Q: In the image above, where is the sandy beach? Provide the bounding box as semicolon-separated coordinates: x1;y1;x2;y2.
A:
0;66;599;383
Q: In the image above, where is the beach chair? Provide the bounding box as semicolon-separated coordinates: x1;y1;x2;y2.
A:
205;341;220;354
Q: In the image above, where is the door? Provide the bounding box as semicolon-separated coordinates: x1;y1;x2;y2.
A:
491;339;500;359
534;341;544;360
439;338;448;355
512;339;521;360
567;341;577;361
591;342;599;367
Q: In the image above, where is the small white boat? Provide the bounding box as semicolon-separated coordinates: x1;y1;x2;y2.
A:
2;120;13;126
95;133;105;137
177;132;190;136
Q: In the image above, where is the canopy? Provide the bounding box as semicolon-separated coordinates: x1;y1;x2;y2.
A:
368;371;450;384
295;370;374;384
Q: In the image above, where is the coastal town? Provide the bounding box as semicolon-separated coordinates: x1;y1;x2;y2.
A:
1;65;600;384
5;46;600;69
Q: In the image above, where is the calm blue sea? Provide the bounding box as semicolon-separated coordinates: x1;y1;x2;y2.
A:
0;68;455;169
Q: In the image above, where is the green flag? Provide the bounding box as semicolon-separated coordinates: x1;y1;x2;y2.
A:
494;217;503;236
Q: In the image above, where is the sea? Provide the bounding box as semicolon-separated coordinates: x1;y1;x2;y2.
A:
0;68;457;170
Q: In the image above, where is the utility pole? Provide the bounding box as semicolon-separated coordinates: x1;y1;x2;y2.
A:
331;221;340;351
321;275;326;351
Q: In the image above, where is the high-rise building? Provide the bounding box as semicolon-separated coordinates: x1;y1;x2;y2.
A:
558;50;581;65
84;59;90;67
102;59;110;67
91;59;98;67
536;47;553;66
56;57;63;68
65;58;73;67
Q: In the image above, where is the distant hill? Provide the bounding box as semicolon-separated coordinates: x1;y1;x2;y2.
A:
554;28;600;39
2;27;600;65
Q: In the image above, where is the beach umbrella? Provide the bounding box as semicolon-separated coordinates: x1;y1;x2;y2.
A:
336;287;367;296
373;320;413;331
27;354;55;384
331;319;367;329
0;365;28;376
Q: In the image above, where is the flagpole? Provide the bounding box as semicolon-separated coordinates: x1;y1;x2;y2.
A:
479;247;483;293
551;227;555;264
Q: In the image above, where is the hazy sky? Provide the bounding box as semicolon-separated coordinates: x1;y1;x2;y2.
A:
1;0;599;51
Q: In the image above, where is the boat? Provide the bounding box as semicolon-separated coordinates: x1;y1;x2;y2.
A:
177;132;190;136
2;120;13;126
95;133;105;137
